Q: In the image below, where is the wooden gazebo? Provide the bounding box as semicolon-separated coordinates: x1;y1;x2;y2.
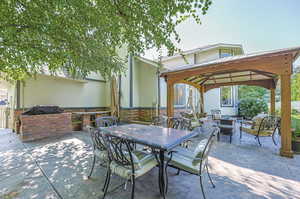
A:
161;46;300;158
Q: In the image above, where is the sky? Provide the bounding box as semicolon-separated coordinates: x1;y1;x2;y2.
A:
144;0;300;64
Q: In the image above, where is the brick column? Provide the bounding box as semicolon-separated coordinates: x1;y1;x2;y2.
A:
82;114;91;131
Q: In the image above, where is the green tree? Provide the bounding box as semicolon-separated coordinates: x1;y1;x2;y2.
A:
0;0;212;80
238;85;268;100
292;73;300;101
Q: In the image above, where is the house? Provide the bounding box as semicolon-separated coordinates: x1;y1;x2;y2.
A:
159;43;244;116
1;43;244;132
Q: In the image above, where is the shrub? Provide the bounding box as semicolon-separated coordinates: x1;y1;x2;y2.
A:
238;98;268;119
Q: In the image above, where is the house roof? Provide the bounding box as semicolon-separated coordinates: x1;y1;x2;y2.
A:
160;43;244;62
161;46;300;91
161;46;300;75
135;56;160;68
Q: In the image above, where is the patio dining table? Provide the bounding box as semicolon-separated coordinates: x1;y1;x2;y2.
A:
101;123;198;199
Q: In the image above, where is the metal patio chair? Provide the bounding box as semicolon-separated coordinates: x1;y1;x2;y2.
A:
217;119;234;143
87;127;109;179
240;115;281;146
211;109;222;121
151;115;168;127
102;135;158;199
165;127;218;199
95;116;117;128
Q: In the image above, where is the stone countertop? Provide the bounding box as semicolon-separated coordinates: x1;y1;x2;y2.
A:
72;111;111;115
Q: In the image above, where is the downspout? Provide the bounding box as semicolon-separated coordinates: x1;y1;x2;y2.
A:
16;80;20;109
156;67;161;116
129;54;133;107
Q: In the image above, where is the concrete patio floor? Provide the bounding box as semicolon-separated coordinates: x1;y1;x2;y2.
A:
1;127;300;199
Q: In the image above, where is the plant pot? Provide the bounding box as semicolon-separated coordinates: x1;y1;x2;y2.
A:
292;137;300;154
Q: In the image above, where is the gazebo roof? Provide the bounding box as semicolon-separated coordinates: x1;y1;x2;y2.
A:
161;46;300;91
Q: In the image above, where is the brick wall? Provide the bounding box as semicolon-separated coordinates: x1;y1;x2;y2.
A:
120;107;186;122
20;113;72;141
14;107;109;133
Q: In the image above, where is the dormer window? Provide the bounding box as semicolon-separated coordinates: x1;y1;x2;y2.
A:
220;49;233;58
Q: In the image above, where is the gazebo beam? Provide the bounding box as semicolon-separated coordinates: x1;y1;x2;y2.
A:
165;55;290;82
204;79;276;92
280;74;293;158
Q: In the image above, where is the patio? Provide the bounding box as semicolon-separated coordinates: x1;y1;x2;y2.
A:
1;127;300;199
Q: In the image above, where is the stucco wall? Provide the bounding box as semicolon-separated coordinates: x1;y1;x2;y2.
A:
20;75;109;108
135;60;158;107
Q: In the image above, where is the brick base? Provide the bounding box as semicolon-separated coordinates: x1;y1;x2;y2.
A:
120;107;187;122
20;113;72;141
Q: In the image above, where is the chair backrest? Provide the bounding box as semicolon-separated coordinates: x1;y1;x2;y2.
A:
96;116;118;126
168;117;182;129
198;127;218;173
211;109;221;120
152;116;168;127
103;134;136;172
220;119;233;126
258;116;281;132
88;127;107;151
180;117;192;130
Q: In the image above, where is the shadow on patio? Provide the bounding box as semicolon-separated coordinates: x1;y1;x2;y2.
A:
1;129;299;199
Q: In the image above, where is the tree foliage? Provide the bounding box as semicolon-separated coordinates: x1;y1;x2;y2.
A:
292;72;300;101
0;0;212;80
238;98;268;119
238;85;268;100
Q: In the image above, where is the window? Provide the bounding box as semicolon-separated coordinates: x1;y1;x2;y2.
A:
220;49;233;58
174;84;186;106
220;86;233;107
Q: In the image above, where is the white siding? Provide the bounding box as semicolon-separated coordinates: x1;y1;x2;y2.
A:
21;75;110;108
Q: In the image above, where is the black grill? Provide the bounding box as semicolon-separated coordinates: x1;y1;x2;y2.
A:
22;106;64;115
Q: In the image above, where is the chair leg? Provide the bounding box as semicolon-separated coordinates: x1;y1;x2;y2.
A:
131;175;135;199
230;134;232;144
102;167;110;192
165;163;169;193
88;155;96;178
206;165;215;188
176;169;180;175
272;132;277;146
102;169;111;199
256;136;262;146
239;127;242;139
199;174;207;199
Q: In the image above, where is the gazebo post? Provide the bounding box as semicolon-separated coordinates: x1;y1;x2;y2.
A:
200;86;205;113
270;88;276;116
167;81;174;118
280;74;293;158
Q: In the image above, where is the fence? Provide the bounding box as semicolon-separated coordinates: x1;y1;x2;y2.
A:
268;101;300;112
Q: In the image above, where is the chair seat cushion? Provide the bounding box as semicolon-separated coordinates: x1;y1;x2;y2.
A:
94;149;108;161
171;138;208;166
172;146;196;159
166;152;200;175
241;127;273;136
110;151;157;179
